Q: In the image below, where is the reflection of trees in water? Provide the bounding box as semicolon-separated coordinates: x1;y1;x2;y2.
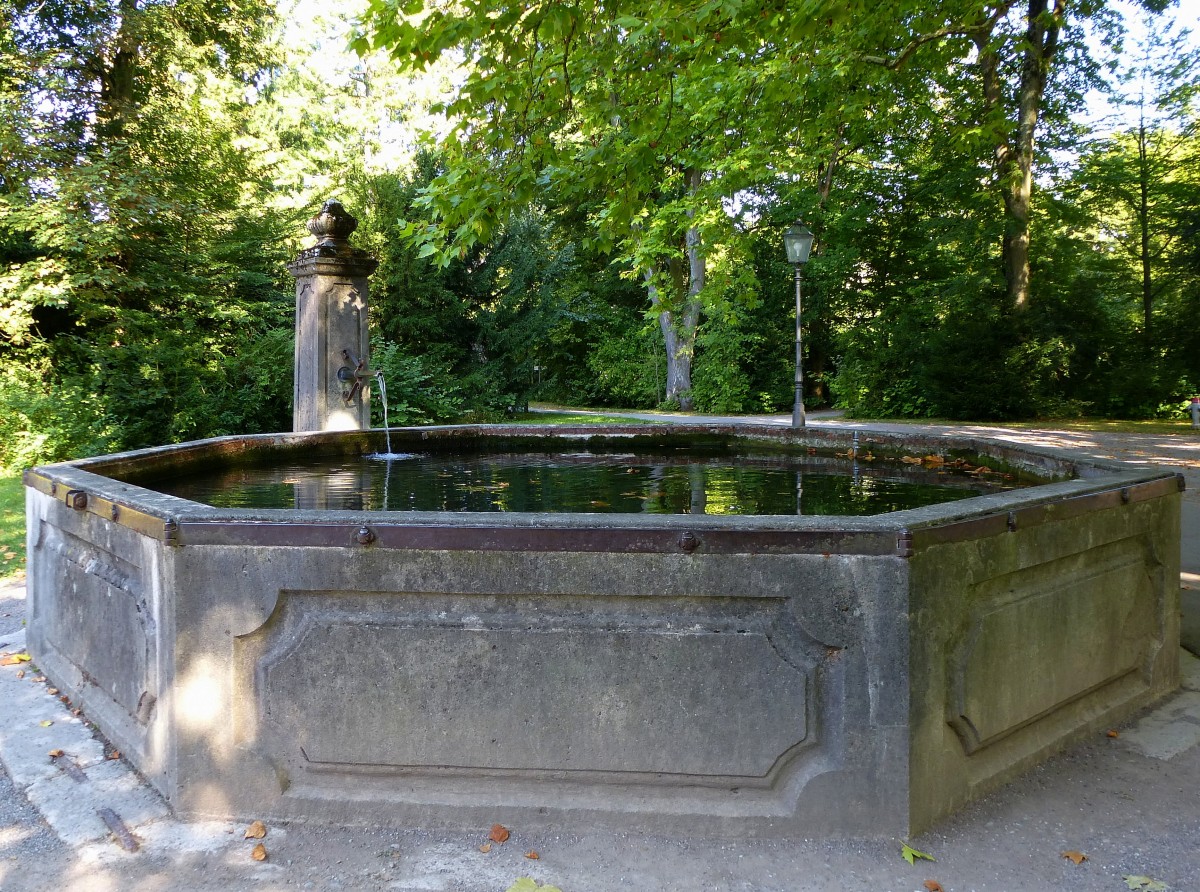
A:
153;451;1017;516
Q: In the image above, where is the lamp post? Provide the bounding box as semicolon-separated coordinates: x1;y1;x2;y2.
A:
783;222;814;429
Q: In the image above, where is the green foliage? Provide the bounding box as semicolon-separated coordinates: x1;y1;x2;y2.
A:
368;339;463;426
0;471;24;580
0;363;118;470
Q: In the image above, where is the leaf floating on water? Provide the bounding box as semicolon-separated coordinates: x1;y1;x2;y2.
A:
1061;850;1087;865
901;456;923;464
251;843;268;862
244;820;267;839
901;843;936;865
590;500;609;507
489;823;510;844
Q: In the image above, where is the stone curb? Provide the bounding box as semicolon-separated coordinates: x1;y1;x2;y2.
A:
1120;649;1200;761
0;629;249;861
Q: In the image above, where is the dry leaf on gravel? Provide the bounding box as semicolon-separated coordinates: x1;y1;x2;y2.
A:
251;843;268;862
479;843;492;854
489;824;510;844
923;881;944;892
244;820;267;839
1061;850;1087;865
525;851;540;860
48;749;63;758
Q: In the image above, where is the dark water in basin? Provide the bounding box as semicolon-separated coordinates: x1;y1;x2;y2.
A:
150;450;1022;516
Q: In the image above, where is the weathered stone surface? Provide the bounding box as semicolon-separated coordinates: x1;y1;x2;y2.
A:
21;426;1182;837
288;201;377;433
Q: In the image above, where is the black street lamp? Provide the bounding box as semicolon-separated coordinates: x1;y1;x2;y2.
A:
783;222;815;429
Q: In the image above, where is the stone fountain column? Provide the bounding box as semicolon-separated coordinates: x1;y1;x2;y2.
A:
287;200;379;432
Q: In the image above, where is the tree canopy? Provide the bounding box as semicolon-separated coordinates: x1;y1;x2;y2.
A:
1;0;1198;469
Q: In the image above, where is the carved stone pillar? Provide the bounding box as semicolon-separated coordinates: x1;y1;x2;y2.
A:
287;200;379;432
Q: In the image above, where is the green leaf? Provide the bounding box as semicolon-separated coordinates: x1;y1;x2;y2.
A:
900;843;935;865
506;880;563;892
1123;877;1169;891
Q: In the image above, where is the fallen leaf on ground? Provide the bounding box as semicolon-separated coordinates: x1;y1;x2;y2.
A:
489;823;510;844
901;843;936;865
251;843;267;862
525;851;540;860
39;720;52;728
108;751;120;760
48;749;64;758
0;653;31;666
478;843;492;853
1123;876;1168;890
505;880;563;892
15;670;24;679
47;687;58;695
1107;729;1120;738
923;881;944;892
1061;850;1087;865
244;820;267;839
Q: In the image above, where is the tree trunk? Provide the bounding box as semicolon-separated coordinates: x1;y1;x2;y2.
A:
98;0;140;138
647;167;705;410
1137;115;1153;344
977;0;1063;312
1008;0;1063;310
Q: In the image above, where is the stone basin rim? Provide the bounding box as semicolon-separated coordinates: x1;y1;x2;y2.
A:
23;423;1184;556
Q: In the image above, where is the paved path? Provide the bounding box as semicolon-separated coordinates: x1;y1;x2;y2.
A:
2;415;1199;891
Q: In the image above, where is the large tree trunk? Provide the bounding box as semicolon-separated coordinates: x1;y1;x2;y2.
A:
98;0;141;138
976;0;1063;312
647;167;705;410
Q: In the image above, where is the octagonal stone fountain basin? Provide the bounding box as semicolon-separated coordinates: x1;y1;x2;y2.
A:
23;424;1182;837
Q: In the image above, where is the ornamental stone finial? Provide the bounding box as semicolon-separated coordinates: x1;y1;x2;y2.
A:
306;199;359;247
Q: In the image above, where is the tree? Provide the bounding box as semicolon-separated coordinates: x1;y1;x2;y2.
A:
0;0;296;463
358;0;857;409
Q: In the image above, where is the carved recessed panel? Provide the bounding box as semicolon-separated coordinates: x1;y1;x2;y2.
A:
251;593;818;783
949;538;1158;753
41;523;153;721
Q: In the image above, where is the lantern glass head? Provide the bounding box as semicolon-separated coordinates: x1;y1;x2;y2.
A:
783;222;814;265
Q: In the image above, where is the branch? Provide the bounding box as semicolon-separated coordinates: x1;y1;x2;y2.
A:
861;1;1016;71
